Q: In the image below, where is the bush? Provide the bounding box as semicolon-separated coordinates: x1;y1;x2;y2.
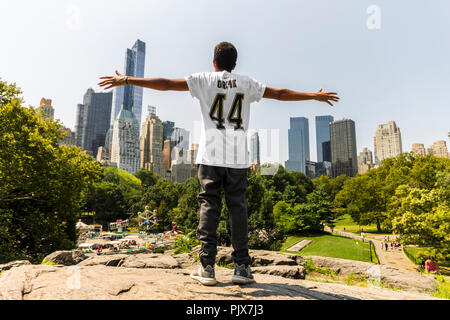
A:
172;231;200;254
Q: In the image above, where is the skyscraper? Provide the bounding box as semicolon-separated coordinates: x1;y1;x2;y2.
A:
358;147;375;174
37;98;54;120
330;119;358;177
162;139;172;171
140;112;165;176
82;88;113;157
59;127;76;147
411;143;427;156
110;109;140;174
189;144;199;177
75;103;88;149
162;121;175;142
250;132;260;165
109;39;146;139
322;141;331;162
315;115;334;163
285;117;310;174
427;140;449;158
373;121;402;165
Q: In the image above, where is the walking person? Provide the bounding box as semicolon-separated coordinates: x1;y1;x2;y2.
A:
98;42;339;286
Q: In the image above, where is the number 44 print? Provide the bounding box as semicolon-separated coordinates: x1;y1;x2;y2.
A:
209;93;244;130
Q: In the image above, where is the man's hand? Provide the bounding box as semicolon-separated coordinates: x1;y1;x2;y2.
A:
314;88;339;106
98;70;127;90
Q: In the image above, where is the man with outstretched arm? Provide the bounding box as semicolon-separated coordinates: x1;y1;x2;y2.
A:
98;41;339;286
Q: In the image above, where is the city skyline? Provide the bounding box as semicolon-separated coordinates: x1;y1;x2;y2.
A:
2;1;449;165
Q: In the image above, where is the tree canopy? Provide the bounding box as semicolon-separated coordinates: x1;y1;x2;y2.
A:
0;79;102;263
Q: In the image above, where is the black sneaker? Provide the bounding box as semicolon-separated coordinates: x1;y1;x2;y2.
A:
190;264;217;286
232;263;255;284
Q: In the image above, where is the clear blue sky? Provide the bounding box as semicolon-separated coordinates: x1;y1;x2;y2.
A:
1;0;449;163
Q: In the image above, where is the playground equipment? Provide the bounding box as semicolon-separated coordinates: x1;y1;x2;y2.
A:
138;206;158;231
109;219;129;232
163;221;183;239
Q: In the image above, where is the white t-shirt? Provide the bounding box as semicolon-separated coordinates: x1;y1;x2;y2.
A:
185;71;266;168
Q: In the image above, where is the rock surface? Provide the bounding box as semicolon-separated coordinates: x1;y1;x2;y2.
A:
308;256;437;293
42;251;87;266
194;246;303;267
0;247;440;300
252;266;306;279
0;264;438;300
0;260;31;272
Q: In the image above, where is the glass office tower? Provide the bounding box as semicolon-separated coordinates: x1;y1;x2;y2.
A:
108;39;146;143
315;115;334;163
285;117;310;174
330;119;358;177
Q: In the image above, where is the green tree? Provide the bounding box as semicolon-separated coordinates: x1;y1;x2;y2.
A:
134;168;160;189
389;172;450;260
261;165;313;205
334;172;387;232
313;174;348;201
83;182;127;228
0;80;102;263
174;177;200;232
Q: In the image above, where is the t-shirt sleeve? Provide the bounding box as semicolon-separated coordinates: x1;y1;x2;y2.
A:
247;77;266;103
184;72;204;99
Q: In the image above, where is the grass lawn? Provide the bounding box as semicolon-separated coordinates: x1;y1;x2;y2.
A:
281;233;379;264
333;214;380;234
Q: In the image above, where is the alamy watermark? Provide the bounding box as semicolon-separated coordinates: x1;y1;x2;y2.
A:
367;5;381;30
66;266;81;289
66;4;81;30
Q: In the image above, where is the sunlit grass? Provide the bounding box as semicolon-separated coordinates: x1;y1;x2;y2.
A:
282;233;378;263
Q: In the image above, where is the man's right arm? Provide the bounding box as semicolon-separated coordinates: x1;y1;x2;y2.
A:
98;70;188;91
263;86;339;106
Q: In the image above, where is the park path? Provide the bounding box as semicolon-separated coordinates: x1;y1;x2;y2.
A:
323;226;417;272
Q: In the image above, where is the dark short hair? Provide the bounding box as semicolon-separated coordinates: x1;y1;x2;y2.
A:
214;42;237;72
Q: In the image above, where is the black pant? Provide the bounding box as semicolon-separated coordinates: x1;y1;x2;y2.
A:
196;164;251;267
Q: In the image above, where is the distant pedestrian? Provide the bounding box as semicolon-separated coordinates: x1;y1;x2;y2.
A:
425;256;439;274
384;242;388;251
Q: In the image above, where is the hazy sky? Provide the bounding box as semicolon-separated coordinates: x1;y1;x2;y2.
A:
1;0;449;163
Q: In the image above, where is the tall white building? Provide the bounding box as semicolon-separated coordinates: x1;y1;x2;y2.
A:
427;140;449;158
140;112;165;176
110;108;140;174
373;121;402;165
411;143;427;156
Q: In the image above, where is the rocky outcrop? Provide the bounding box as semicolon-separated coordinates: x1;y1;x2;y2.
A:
194;246;303;267
308;256;437;293
0;260;31;272
252;266;306;279
42;251;87;266
0;264;438;300
77;254;129;267
0;247;440;300
118;254;180;269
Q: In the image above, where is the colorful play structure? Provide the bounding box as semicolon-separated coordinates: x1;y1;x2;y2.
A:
163;221;183;239
76;205;185;255
109;219;129;232
137;206;158;231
